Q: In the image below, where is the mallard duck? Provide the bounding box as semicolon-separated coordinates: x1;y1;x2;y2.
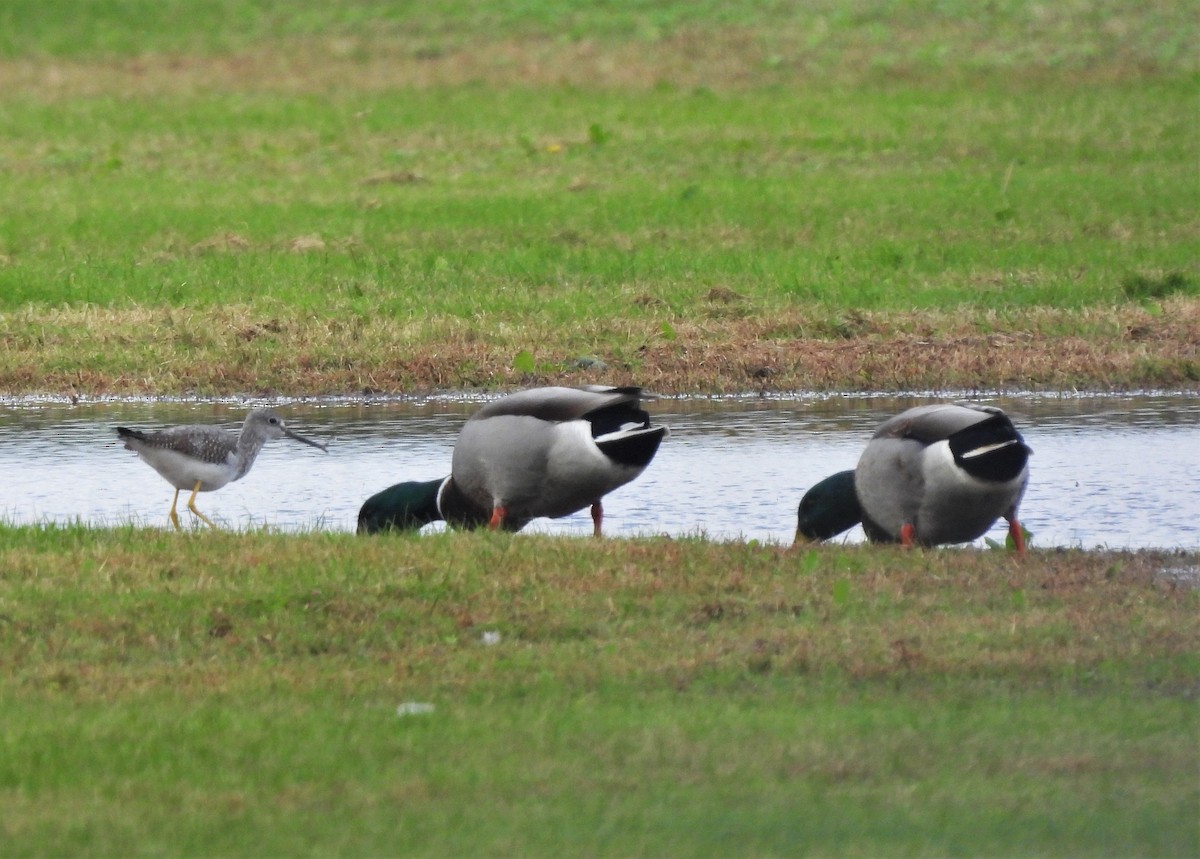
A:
357;476;519;534
796;404;1030;552
357;386;668;536
117;408;327;530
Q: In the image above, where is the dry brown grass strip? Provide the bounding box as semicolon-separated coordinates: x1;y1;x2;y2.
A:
2;35;789;99
2;23;1183;102
2;298;1197;396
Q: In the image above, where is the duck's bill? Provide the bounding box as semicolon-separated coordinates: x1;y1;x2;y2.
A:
285;428;328;452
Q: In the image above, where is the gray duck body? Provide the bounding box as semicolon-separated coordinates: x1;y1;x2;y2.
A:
450;385;668;532
796;404;1030;550
855;404;1030;545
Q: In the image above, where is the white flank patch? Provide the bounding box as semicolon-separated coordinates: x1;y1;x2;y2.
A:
562;420;613;463
924;440;984;488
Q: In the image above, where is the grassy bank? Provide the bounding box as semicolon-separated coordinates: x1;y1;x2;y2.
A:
1;1;1197;395
1;5;1197;853
1;525;1197;855
5;299;1197;396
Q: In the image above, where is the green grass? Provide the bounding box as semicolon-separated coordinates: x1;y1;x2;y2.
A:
0;1;1196;393
0;6;1198;848
1;1;1197;319
1;525;1197;856
1;0;1195;69
2;82;1195;318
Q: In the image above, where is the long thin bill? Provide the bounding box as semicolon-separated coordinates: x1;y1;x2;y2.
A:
284;428;328;452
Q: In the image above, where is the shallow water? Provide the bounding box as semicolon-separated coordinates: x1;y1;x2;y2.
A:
1;393;1197;550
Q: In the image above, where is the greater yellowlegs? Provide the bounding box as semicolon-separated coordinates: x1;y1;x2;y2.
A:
116;408;328;530
357;386;668;536
796;404;1031;553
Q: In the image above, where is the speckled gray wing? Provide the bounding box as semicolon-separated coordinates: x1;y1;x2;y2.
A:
118;424;238;464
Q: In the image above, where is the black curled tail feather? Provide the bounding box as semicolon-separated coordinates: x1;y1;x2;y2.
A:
948;413;1030;483
585;403;651;437
596;426;667;468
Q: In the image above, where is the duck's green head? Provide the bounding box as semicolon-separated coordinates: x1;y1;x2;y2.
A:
795;470;862;543
357;478;445;534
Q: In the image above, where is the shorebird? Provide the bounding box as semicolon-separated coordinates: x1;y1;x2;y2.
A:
796;404;1031;552
357;386;668;536
116;408;327;530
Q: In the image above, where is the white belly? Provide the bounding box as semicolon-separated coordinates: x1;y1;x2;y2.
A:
137;447;238;491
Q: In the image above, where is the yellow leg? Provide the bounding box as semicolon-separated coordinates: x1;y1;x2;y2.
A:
168;488;182;531
185;480;217;529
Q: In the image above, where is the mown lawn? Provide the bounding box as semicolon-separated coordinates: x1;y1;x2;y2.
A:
0;0;1196;393
0;3;1197;854
0;526;1197;856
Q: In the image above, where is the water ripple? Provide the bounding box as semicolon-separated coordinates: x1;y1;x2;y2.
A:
1;394;1197;550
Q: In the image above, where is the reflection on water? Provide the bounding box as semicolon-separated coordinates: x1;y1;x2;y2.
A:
0;394;1197;550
